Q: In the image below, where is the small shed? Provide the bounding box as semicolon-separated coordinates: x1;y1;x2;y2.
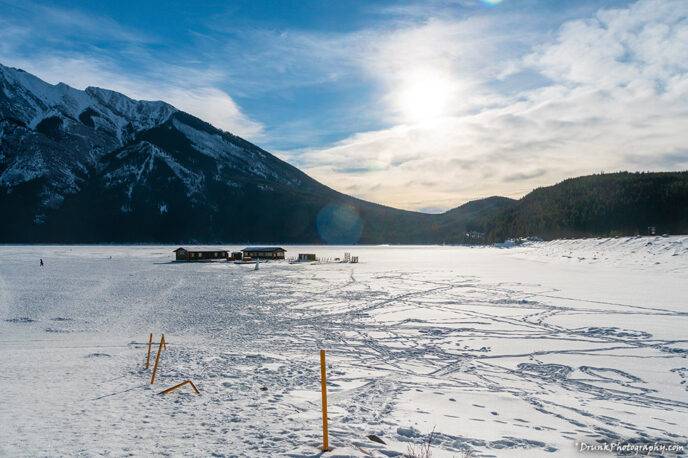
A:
242;246;287;260
174;247;228;261
298;253;317;262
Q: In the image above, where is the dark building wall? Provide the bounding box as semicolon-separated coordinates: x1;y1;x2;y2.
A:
176;250;228;261
244;250;285;259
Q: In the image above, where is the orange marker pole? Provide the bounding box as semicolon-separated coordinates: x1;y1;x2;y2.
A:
320;349;329;451
187;380;200;395
145;333;153;369
150;334;165;385
160;380;200;395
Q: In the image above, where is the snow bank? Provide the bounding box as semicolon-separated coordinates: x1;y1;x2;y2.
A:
515;235;688;270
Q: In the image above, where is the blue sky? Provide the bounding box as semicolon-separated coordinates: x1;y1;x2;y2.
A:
1;0;687;211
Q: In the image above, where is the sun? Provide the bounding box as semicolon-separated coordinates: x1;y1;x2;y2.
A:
396;72;453;123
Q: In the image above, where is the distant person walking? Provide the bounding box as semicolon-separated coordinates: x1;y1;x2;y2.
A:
40;258;44;267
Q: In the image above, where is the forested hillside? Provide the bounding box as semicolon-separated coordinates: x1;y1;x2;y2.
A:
476;172;688;242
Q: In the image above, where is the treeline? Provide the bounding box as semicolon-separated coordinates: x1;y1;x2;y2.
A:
463;171;688;242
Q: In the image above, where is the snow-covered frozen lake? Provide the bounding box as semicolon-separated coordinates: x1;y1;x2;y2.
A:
1;237;687;457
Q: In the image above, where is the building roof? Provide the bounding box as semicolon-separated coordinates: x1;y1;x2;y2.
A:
242;246;287;252
173;247;228;253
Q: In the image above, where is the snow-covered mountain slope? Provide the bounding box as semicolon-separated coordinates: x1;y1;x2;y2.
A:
0;64;175;137
0;63;178;212
0;63;315;198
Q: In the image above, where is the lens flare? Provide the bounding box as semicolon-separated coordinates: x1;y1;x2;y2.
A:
316;203;363;244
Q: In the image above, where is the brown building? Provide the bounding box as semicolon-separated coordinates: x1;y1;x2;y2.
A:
174;247;228;261
242;246;287;260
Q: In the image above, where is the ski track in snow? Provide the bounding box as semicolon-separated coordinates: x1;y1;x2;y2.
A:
0;237;686;457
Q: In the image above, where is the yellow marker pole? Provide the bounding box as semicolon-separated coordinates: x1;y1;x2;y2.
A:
145;333;153;369
320;349;329;451
150;334;165;385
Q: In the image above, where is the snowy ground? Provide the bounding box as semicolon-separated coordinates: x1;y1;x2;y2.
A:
0;237;686;457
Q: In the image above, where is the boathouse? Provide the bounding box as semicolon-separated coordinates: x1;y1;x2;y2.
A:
174;247;228;261
241;247;287;260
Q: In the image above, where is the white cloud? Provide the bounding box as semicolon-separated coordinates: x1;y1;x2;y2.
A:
160;87;264;139
525;0;688;88
290;0;688;211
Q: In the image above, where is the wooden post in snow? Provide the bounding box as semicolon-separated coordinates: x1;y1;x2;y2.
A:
320;349;329;451
150;334;165;384
145;333;153;369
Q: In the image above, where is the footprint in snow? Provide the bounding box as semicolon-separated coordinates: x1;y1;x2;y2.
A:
5;317;35;323
45;327;70;333
367;434;386;445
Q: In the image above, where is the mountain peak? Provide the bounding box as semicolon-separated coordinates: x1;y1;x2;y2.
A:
84;86;173;111
0;63;176;131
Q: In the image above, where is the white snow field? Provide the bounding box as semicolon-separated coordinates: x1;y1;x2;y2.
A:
0;237;686;457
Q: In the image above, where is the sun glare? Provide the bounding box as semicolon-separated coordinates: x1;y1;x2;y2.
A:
396;72;453;123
